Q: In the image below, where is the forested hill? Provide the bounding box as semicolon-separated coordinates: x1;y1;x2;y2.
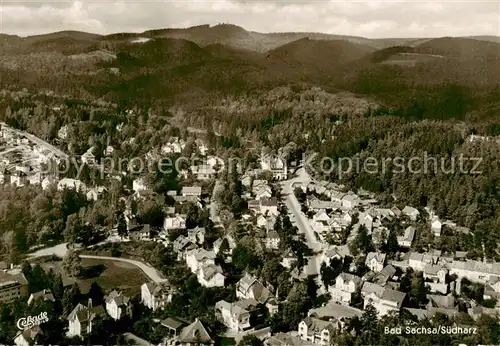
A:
1;26;500;258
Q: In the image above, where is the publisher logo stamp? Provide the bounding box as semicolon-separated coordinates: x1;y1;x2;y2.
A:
16;311;49;330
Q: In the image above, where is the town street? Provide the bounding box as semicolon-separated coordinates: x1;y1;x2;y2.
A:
280;168;323;252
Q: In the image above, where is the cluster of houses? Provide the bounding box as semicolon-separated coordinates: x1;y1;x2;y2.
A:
0;123;64;188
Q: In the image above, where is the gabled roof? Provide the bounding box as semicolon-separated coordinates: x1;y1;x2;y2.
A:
381;289;406;304
300;316;336;333
365;252;386;264
361;282;385;297
337;272;362;287
201;264;224;281
28;289;55;304
105;290;130;306
161;316;189;330
178;318;213;344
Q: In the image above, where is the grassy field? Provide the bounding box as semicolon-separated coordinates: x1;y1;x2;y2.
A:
37;257;149;298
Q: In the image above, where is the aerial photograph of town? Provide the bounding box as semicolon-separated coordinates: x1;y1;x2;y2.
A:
0;1;499;345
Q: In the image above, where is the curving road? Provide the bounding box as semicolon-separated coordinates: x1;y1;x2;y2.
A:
79;255;168;283
27;243;167;283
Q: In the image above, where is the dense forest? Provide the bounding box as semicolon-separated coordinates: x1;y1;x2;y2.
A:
1;30;500;260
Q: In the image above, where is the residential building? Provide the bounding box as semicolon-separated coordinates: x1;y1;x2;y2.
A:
423;264;448;284
67;300;105;338
408;252;440;271
215;300;251;332
236;273;278;314
164;214;187;230
267;332;314;346
397;226;416;248
261;198;279;216
329;273;362;304
27;289;55;305
181;186;202;197
260;155;287;180
191;165;216;180
213;235;236;255
161;317;189;338
365;252;386;273
198;264;225;288
298;317;337;346
266;230;281;250
141;282;174;311
282;251;298;269
373;265;397;286
187;226;206;245
81;148;96;165
57;178;86;192
449;260;500;284
431;219;442;237
14;326;43;346
105;290;132;320
0;272;29;304
364;288;406;317
186;248;216;274
402;206;419;221
174;318;214;345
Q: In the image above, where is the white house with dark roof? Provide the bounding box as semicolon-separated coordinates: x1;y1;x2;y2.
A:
141;282;174;311
298;317;337;346
57;178;87;192
408;252;440;272
105;290;132;320
191;165;216;180
260;198;279;216
172;235;197;261
236;273;278;314
164;214;187;231
186;248;216;274
266;230;280;250
215;300;251;332
329;273;362;304
397;226;416;248
260;154;287;180
198;264;225;287
364;287;406;317
423;264;448;284
365;252;386;273
67;300;105;338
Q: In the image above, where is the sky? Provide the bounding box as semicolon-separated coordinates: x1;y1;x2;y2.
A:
0;0;499;38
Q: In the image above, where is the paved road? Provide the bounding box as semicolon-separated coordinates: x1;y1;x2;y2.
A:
1;122;68;159
79;255;168;283
210;180;222;224
280;168;322;252
27;243;69;259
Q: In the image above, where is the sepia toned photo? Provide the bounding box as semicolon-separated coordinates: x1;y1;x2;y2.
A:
0;1;499;345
